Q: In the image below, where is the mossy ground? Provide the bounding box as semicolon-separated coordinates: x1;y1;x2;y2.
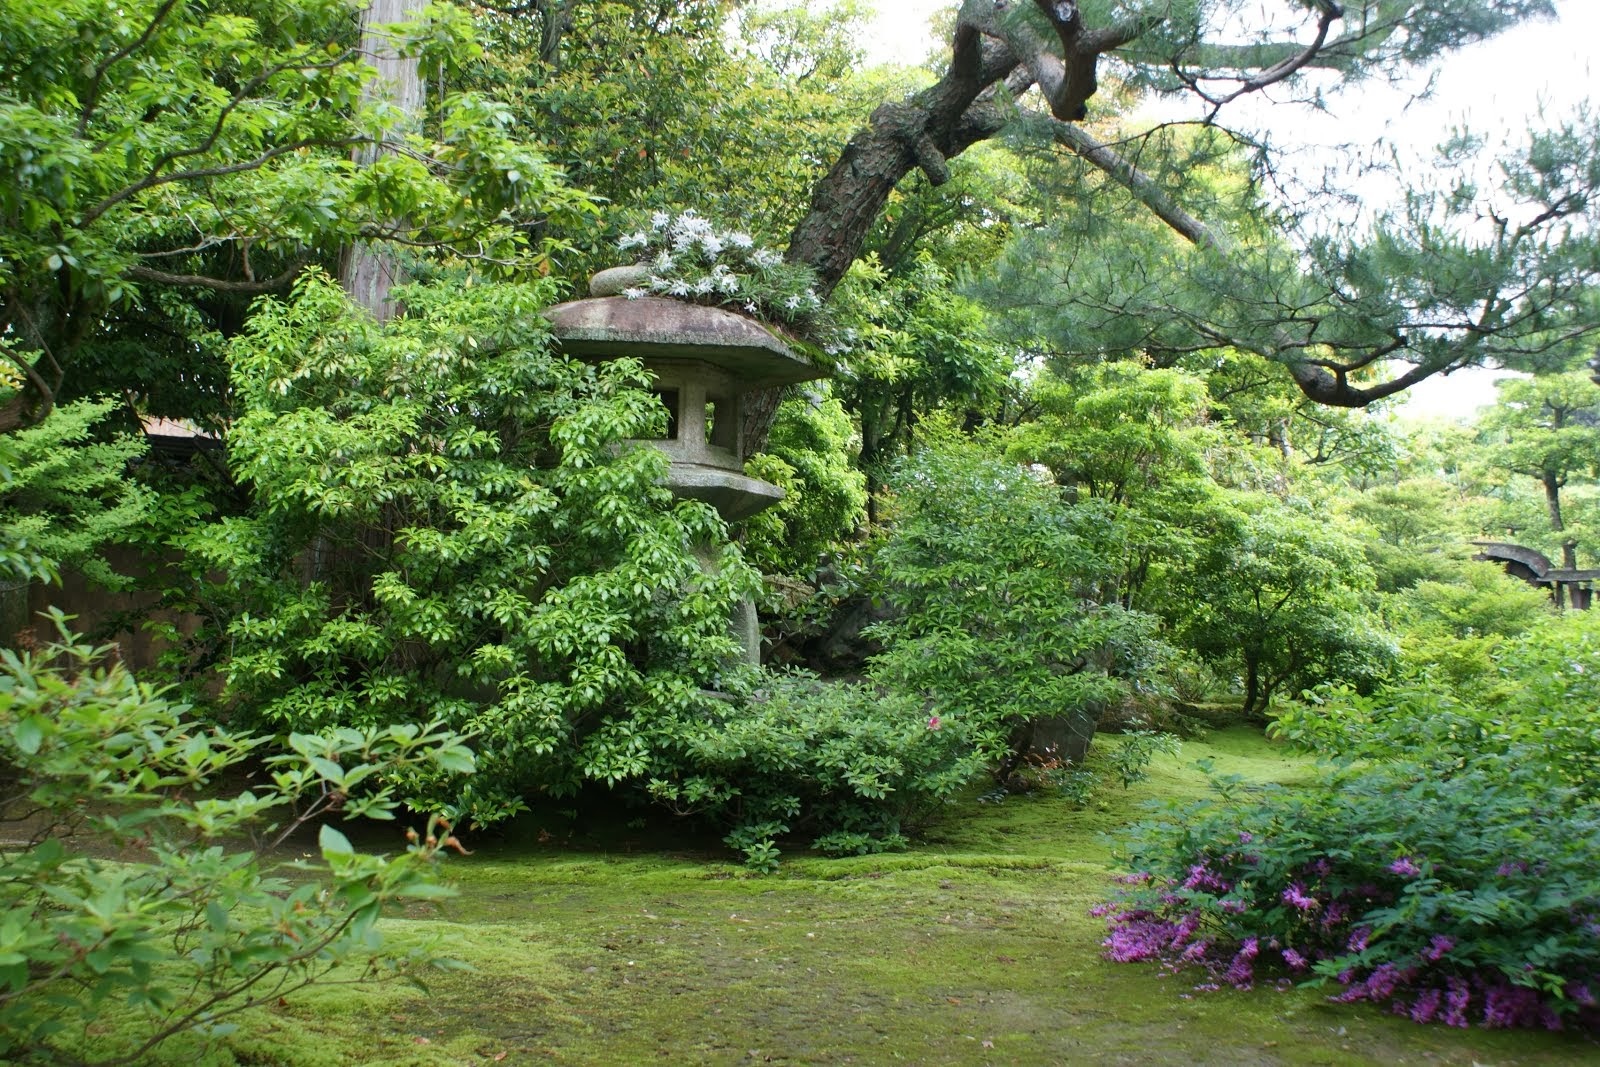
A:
105;729;1599;1064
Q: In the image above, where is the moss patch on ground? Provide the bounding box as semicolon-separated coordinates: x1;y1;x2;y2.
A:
126;729;1599;1064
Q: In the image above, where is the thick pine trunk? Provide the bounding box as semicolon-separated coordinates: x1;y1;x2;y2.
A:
744;28;1025;455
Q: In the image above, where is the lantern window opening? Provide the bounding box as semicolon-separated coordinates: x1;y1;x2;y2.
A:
649;387;681;441
704;394;737;453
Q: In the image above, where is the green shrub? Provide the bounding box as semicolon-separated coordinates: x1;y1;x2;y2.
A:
1383;560;1552;694
866;441;1169;778
646;672;985;868
0;398;149;588
741;386;867;577
1105;729;1182;788
162;272;759;826
0;615;473;1064
1280;611;1600;797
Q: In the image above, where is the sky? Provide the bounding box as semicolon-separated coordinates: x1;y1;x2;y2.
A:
858;1;1599;421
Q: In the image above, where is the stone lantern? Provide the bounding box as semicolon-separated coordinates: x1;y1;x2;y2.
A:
542;269;827;662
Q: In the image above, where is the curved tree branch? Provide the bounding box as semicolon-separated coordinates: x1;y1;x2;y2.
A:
124;262;309;293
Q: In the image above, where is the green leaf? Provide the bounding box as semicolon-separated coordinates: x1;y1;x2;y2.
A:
13;714;48;755
318;823;354;857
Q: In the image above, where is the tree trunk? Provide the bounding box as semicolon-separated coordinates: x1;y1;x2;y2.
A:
340;0;427;322
1544;471;1566;533
1241;656;1261;719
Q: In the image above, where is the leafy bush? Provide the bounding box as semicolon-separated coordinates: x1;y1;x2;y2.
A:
0;615;473;1064
866;441;1170;778
1279;611;1600;797
1165;491;1396;717
1382;559;1552;693
645;672;985;868
1105;730;1182;789
163;273;759;826
0;398;149;588
741;386;867;577
1098;755;1600;1030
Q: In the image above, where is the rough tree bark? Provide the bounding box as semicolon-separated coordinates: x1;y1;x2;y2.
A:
340;0;428;322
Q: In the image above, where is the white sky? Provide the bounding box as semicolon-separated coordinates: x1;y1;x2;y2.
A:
859;1;1599;421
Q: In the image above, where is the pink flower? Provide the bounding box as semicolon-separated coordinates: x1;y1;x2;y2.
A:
927;716;941;730
1281;882;1318;911
1388;856;1422;878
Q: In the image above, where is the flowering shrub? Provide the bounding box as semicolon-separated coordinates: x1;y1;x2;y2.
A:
1096;754;1600;1031
614;209;826;328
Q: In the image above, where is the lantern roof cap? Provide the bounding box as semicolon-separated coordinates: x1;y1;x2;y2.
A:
543;291;824;390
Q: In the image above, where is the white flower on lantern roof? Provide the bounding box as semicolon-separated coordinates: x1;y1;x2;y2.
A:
744;302;759;314
700;234;724;257
728;232;754;249
693;276;716;294
673;231;697;252
668;279;691;297
648;274;669;290
751;248;781;269
715;273;740;294
675;211;711;237
622;287;646;300
650;211;671;230
784;295;802;310
652;252;675;271
617;231;648;251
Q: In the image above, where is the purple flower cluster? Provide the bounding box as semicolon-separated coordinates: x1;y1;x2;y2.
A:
1421;934;1454;962
1343;973;1592;1031
1280;882;1317;911
1388;856;1423;878
1097;856;1600;1034
1182;862;1231;894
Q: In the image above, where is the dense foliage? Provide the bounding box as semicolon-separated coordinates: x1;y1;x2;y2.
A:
163;272;758;827
0;399;149;588
0;617;473;1064
741;387;868;578
0;0;589;431
648;672;986;871
1098;611;1600;1032
867;440;1169;777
